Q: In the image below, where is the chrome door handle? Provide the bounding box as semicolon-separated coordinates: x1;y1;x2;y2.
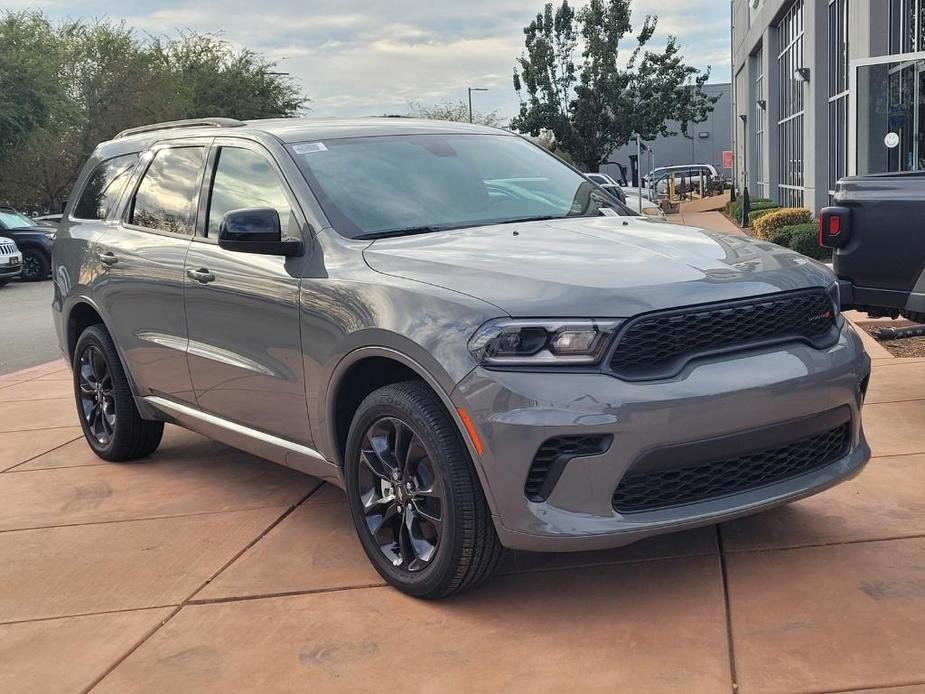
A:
187;267;215;284
96;251;118;266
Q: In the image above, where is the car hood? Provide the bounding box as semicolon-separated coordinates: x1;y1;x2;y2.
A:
362;217;834;317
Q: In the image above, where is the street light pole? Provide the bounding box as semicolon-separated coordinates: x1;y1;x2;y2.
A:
467;87;488;123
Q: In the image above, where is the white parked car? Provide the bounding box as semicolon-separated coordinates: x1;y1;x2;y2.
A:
0;237;22;287
624;193;666;219
644;164;719;195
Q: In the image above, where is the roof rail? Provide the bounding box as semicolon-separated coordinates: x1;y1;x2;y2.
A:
114;117;246;139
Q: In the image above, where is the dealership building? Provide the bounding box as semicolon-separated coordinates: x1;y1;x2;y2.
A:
732;0;925;212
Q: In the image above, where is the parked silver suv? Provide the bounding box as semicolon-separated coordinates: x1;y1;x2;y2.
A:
53;117;871;598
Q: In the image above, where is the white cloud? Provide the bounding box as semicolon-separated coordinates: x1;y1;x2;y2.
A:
37;0;730;119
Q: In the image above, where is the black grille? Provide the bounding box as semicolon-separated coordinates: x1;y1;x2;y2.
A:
608;290;837;379
612;423;850;513
526;435;611;502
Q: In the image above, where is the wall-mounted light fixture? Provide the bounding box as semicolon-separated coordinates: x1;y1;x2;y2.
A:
794;67;811;82
757;99;767;110
698;131;710;139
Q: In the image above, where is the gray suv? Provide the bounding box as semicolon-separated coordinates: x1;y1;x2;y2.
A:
53;117;871;598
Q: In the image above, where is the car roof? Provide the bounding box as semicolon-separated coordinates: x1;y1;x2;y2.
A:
99;117;512;156
651;164;714;171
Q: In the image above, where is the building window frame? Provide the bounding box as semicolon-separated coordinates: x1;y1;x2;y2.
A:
891;0;925;54
828;0;849;200
753;48;767;198
776;0;806;208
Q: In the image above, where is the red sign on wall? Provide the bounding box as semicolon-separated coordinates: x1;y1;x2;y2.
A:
722;150;734;169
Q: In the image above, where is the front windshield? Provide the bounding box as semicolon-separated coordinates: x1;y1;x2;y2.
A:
0;210;37;229
291;133;626;238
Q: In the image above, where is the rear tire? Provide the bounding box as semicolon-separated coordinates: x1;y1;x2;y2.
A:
0;279;8;287
345;381;502;599
73;325;163;461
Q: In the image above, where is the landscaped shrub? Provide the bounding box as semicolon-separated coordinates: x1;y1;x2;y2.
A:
767;225;797;247
747;207;778;227
787;223;832;261
727;197;775;221
752;207;814;239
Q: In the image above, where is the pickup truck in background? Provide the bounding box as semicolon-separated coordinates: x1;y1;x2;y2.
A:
821;172;925;321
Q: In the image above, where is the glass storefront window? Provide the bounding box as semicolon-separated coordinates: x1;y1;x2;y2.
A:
855;56;925;175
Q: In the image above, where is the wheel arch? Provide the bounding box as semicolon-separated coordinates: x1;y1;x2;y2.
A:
325;347;459;465
323;346;497;516
64;296;154;417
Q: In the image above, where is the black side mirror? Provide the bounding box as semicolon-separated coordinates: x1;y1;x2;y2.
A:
217;208;303;257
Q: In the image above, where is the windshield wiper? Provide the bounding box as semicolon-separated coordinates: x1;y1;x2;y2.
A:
354;225;464;240
355;212;595;240
493;214;568;225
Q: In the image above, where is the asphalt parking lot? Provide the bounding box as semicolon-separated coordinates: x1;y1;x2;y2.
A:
0;281;60;374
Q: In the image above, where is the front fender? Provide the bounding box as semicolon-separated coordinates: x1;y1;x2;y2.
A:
322;344;500;517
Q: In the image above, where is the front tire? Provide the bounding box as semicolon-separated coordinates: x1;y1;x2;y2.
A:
345;381;502;599
73;325;163;461
20;250;49;281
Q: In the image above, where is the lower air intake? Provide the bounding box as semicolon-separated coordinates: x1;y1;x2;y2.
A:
525;435;612;502
613;423;850;513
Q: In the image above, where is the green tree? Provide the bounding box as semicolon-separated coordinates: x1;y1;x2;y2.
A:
512;0;717;172
0;12;308;212
0;13;65;156
150;33;307;120
407;99;503;127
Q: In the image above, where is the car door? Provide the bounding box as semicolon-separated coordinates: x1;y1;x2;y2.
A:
183;138;310;444
92;141;209;403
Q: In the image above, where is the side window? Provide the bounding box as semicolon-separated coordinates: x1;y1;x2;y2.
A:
206;147;294;237
73;154;139;220
129;147;206;235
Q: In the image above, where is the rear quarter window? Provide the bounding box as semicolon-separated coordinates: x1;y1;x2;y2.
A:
73;154;139;220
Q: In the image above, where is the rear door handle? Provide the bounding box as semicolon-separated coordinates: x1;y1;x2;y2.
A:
187;267;215;284
96;251;118;266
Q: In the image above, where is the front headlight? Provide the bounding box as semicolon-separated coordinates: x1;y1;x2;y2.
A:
468;319;622;366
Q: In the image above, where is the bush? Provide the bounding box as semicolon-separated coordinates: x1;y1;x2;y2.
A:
767;225;797;247
787;223;832;260
752;207;814;239
747;207;778;227
727;197;775;220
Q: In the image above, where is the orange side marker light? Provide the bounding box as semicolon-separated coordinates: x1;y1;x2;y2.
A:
457;407;483;457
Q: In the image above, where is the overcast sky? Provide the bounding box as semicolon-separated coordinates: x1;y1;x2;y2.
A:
27;0;730;120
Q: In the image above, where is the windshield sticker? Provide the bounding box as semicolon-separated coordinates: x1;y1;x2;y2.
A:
293;142;328;154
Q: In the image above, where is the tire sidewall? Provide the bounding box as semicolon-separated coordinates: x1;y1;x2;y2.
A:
21;250;49;282
72;326;132;457
344;389;463;596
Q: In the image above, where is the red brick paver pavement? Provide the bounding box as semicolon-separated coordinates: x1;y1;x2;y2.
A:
2;346;924;693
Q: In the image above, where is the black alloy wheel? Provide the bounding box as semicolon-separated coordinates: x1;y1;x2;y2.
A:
77;344;116;445
72;324;163;461
345;381;503;599
358;416;446;572
20;250;48;281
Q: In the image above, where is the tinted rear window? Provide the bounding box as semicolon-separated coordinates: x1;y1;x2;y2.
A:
129;147;206;235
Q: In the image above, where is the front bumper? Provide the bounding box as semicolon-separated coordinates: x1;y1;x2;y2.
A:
0;258;22;279
453;321;871;552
